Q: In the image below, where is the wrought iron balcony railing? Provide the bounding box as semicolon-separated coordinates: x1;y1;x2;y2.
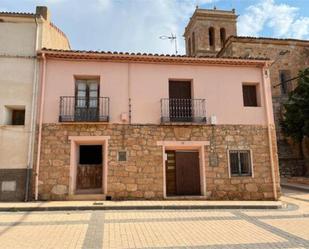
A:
59;96;109;122
161;98;206;123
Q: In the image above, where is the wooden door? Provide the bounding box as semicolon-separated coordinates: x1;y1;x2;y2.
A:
169;81;192;121
175;151;201;195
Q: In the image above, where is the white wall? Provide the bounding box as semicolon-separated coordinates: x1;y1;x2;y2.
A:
0;18;36;170
0;19;36;56
0;57;35;169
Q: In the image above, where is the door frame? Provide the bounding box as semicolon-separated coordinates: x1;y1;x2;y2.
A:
68;136;109;195
157;141;209;198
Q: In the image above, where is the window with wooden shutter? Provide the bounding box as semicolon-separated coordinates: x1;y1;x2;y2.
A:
242;84;258;107
12;110;25;125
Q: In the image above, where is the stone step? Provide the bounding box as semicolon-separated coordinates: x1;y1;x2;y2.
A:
67;194;106;201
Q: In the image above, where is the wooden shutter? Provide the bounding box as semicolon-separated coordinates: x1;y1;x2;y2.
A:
243;85;257;107
12;110;25;125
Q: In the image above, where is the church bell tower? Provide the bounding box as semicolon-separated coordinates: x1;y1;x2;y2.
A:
184;7;238;57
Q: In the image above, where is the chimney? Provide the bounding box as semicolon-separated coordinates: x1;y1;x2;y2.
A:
36;6;50;22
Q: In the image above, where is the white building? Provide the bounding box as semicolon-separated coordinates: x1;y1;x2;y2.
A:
0;6;70;201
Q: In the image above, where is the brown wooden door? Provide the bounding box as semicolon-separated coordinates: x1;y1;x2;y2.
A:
175;151;201;195
169;81;192;121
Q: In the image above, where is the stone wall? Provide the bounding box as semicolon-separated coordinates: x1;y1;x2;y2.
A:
36;124;280;201
286;177;309;185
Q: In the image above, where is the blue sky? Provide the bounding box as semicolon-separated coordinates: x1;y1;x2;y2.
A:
1;0;309;54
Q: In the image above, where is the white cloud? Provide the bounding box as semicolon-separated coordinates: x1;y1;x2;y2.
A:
97;0;111;11
238;0;309;39
93;0;217;54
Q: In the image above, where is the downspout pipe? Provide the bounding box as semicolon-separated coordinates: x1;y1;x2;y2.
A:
25;16;40;201
34;52;46;201
262;64;278;200
128;63;132;124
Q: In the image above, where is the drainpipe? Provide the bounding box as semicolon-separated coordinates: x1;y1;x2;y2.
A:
24;16;40;201
34;52;46;201
128;63;132;124
262;64;278;200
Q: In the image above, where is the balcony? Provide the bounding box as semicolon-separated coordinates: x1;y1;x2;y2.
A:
59;96;109;122
160;98;206;123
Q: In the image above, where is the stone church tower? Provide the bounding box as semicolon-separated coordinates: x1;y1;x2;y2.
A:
184;8;237;57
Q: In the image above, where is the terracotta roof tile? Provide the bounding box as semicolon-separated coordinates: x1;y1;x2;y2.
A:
40;48;269;60
39;48;270;67
0;11;35;17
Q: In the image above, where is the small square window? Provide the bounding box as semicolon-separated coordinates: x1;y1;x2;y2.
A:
4;106;25;125
12;110;25;125
242;84;258;107
118;151;127;162
229;150;252;177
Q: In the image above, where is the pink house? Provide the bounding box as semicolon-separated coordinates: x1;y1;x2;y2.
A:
34;49;280;200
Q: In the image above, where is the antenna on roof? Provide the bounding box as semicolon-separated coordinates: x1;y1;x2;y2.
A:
159;33;178;55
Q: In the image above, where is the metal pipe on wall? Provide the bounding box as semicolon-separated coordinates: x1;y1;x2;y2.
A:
262;64;278;200
25;16;40;202
34;52;46;200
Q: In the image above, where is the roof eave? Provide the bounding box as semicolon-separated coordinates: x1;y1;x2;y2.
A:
38;49;270;67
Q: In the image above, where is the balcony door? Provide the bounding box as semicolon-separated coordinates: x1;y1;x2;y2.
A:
75;79;99;121
169;80;192;122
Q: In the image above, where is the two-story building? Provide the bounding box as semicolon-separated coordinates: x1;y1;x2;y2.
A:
34;49;280;201
0;6;70;201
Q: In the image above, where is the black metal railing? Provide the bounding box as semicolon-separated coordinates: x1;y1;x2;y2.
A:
160;98;206;123
59;96;109;122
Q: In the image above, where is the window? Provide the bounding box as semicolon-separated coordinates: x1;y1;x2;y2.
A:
192;32;196;54
75;79;99;108
118;151;127;161
75;78;100;121
188;38;191;56
209;27;215;48
220;28;226;46
229;150;252;176
242;84;258;107
4;106;25;125
279;70;291;94
12;110;25;125
79;145;102;165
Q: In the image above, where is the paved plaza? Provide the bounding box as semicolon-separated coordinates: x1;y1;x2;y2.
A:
0;188;308;249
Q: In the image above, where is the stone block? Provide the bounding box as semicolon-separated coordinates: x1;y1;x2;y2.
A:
245;183;258;192
51;185;68;195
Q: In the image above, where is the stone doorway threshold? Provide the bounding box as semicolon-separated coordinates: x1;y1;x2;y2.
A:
67;194;106;201
165;195;207;200
75;188;102;194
